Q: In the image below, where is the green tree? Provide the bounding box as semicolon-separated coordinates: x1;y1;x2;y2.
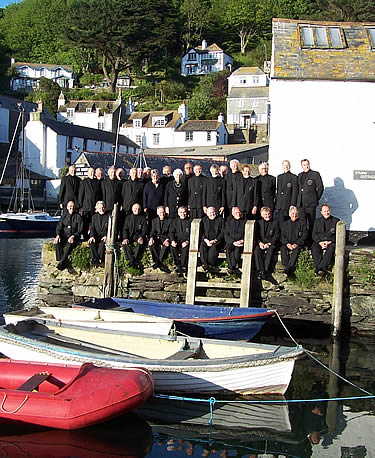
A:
66;0;179;92
313;0;375;21
0;0;71;64
27;76;60;117
180;0;211;53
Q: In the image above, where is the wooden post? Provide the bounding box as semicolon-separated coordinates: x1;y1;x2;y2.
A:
326;337;341;434
185;219;201;305
103;203;118;298
332;221;346;337
239;219;255;308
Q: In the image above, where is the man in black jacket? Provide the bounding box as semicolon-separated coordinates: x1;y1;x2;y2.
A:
254;206;280;279
88;201;109;265
234;165;259;220
59;165;81;210
280;206;308;276
257;163;276;213
311;204;340;275
101;166;121;212
170;206;191;276
54;201;83;270
78;167;101;239
121;167;144;215
297;159;324;239
224;207;246;274
199;207;224;272
275;160;298;223
148;206;171;269
203;164;225;216
188;164;207;218
121;203;148;268
225;159;242;212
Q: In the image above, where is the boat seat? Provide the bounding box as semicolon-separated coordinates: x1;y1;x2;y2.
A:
17;372;50;391
166;340;202;360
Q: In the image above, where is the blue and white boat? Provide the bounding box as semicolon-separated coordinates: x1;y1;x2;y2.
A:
79;297;276;341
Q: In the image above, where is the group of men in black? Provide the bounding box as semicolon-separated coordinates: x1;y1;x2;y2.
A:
54;158;339;278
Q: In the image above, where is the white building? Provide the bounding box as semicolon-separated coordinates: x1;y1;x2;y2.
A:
120;103;228;149
181;40;233;76
10;59;74;92
269;18;375;234
57;93;129;132
22;103;138;199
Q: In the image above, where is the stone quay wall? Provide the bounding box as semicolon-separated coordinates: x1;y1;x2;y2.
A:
38;243;375;330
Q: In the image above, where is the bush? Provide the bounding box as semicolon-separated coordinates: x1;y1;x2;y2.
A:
70;243;91;271
355;255;375;285
294;249;320;290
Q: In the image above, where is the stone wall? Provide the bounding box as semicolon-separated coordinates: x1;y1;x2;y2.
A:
39;243;375;326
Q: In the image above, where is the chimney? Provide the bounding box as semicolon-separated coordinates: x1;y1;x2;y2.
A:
37;100;43;112
57;91;66;109
202;39;207;50
217;113;224;123
178;102;188;122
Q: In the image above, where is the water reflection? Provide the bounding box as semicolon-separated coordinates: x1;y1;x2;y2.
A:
0;238;43;314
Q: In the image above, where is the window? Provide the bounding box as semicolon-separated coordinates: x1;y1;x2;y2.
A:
67;136;73;149
367;28;375;48
188;53;197;61
236;99;244;108
86;107;92;113
185;132;193;142
252;76;259;84
240;78;247;84
133;119;142;128
153;133;160;145
153;118;165;127
98;122;104;130
251;99;259;108
207;132;211;141
40;68;46;76
67;108;74;119
135;135;142;145
300;25;345;49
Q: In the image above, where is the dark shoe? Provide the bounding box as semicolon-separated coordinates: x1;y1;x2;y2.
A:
57;262;65;270
317;270;325;276
283;268;291;276
152;263;159;269
202;264;209;272
227;268;235;275
257;271;264;280
177;267;184;277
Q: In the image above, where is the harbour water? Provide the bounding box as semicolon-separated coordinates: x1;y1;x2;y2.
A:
0;238;374;457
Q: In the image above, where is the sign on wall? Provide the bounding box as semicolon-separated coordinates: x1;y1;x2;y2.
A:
353;170;375;180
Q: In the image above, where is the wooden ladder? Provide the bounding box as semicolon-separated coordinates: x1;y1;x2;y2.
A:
185;219;255;307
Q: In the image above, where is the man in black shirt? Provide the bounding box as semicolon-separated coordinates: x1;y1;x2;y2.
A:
275;160;298;223
101;166;121;212
59;165;81;210
148;206;171;269
78;167;101;239
234;164;259;220
224;207;246;274
170;206;191;276
121;167;144;215
311;204;340;275
225;159;241;211
188;164;207;219
199;207;224;272
88;201;109;265
121;203;148;268
203;164;225;216
254;206;280;279
54;201;83;270
257;162;276;213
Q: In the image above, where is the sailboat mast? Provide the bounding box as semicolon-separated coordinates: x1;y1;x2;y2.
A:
20;104;25;212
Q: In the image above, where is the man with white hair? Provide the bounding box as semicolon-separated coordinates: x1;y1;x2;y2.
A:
199;207;224;272
188;164;207;218
275;160;298;224
88;201;109;265
225;159;241;211
203;164;225;216
59;165;81;210
164;168;187;219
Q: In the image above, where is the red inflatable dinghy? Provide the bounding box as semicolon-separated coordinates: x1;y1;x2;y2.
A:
0;359;153;429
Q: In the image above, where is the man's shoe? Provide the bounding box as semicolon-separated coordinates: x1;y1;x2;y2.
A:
283;268;291;276
57;262;65;271
202;264;209;272
257;271;264;280
317;270;325;276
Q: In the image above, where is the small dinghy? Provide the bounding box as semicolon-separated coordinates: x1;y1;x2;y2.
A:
0;359;153;429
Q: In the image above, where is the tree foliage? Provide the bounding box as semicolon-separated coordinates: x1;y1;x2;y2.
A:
180;0;211;53
26;76;60;116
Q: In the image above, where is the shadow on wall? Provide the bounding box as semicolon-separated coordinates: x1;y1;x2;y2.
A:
320;177;358;230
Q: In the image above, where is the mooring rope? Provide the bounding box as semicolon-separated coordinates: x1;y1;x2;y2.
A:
1;393;29;414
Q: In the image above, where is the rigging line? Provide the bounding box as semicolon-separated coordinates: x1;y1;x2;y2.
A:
0;110;22;186
273;310;375;397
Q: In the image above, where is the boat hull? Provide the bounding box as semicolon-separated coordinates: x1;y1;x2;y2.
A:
0;359;153;429
80;297;276;341
0;213;58;236
0;322;302;396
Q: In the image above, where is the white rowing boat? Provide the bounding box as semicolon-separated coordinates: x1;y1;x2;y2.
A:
0;320;303;396
3;306;174;336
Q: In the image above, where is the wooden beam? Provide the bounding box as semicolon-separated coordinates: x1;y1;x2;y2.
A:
332;220;346;337
103;203;118;298
239;219;255;308
185;218;201;304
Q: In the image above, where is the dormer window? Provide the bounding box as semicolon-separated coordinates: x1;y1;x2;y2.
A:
252;76;259;84
367;28;375;49
133;119;142;128
188;52;197;61
152;117;166;127
67;108;74;119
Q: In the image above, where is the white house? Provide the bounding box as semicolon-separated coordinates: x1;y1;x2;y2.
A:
269;18;375;234
120;103;228;149
57;93;129;132
181;40;233;76
10;59;74;92
22;103;138;198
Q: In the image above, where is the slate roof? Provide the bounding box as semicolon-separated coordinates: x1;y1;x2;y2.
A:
42;116;139;148
230;67;265;76
195;43;224;53
0;95;54;117
176;120;221;132
14;62;73;72
272;18;375;81
58;100;121;114
75;152;225;176
228;87;269;98
123;111;180;128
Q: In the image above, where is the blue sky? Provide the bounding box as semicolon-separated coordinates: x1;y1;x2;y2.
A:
0;0;19;7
